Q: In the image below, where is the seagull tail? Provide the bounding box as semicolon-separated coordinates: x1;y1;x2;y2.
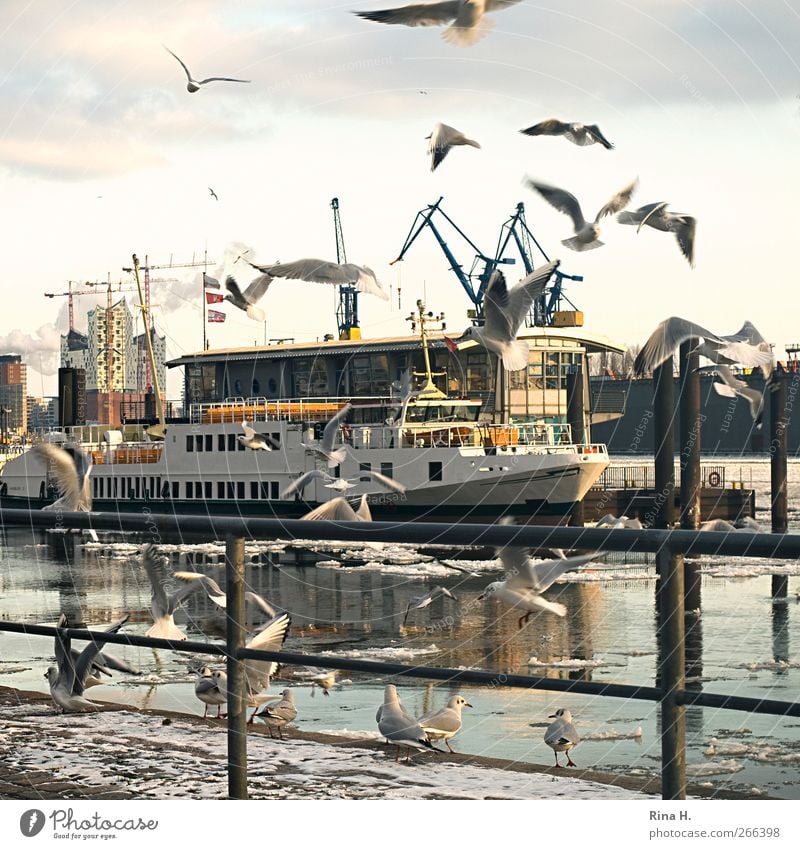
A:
442;16;493;47
327;447;347;468
561;236;604;252
246;304;265;322
501;339;530;373
616;211;639;226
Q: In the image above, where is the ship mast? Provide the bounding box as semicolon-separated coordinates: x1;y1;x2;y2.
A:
406;300;447;400
131;254;166;439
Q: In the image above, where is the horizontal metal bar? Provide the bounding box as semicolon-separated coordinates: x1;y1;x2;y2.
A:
3;508;800;559
6;622;798;719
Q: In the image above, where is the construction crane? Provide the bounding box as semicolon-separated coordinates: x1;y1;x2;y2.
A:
44;281;104;332
391;197;583;326
332;197;360;340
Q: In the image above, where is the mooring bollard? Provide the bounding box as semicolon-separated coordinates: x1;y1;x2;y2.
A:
769;373;789;600
226;534;248;800
566;366;585;528
653;360;687;800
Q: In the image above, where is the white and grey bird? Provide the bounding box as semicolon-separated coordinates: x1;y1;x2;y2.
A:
595;514;643;529
700;517;762;533
224;274;272;322
711;365;767;429
454;261;560;371
311;670;337;697
70;647;140;688
302;494;373;522
377;684;436;761
427;122;481;170
244;613;292;721
283;468;407;498
479;519;599;626
355;1;523;47
544;708;580;767
525;176;637;251
520;119;614;150
142;546;227;641
417;694;472;752
208;187;219;201
45;613;129;712
403;586;458;625
255;688;298;739
300;403;352;468
633;317;773;377
238;420;273;451
32;443;93;513
188;589;278;638
617;202;697;267
194;666;228;718
163;46;250;93
245;258;389;301
388;368;423;423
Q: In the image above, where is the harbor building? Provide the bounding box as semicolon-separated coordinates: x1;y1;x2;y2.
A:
0;354;27;436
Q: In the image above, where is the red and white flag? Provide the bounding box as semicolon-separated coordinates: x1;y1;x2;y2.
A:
207;309;226;323
444;336;460;353
203;273;220;289
205;292;224;304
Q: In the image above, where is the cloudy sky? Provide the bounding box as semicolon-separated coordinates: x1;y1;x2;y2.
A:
2;0;798;398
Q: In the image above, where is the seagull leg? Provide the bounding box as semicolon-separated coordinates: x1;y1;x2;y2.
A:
394;746;400;762
518;611;532;628
203;705;208;719
446;739;455;753
278;726;284;741
553;752;561;768
566;752;577;767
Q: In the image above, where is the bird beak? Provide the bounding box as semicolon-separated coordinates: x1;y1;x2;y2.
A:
465;702;473;708
548;713;557;718
477;592;486;601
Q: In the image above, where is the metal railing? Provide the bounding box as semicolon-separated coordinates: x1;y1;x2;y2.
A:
1;507;799;801
595;464;729;490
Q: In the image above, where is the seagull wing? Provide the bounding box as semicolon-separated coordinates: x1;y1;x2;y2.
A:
524;179;586;232
244;613;291;696
242;273;273;304
302;498;359;521
343;264;390;301
173;572;228;608
585;123;614;149
31;444;83;508
225;275;245;307
142;544;175;619
72;615;130;696
197;76;250;85
321;403;352;453
53;613;75;693
281;469;330;498
245;591;277;619
526;552;599;593
163;46;193;82
519;118;570;137
617;202;666;227
260;259;345;284
241;420;256;440
634;316;722;375
367;470;407;494
486;0;524;8
595;178;638;222
665;214;696;266
504;260;561;337
428;122;456;171
355;2;462;27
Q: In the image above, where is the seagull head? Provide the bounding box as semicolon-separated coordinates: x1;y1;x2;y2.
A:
477;582;501;601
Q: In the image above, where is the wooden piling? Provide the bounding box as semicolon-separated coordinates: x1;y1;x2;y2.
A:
679;342;701;530
566;366;585;527
770;374;788;600
226;534;248;800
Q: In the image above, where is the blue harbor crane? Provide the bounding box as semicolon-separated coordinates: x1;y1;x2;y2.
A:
332;197;361;340
391;197;583;326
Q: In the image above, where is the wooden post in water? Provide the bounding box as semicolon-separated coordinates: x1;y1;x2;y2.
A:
566;366;585;527
226;534;248;800
679;342;701;530
770;373;788;599
653;360;686;800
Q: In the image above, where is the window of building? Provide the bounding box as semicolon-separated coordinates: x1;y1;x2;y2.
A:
195;434;203;452
227;434;236;452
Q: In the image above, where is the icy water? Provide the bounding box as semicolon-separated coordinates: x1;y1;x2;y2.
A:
1;457;799;799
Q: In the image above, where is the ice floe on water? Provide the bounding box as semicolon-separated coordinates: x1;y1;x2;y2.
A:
686;759;745;777
0;707;654;800
526;656;621;669
317;644;442;662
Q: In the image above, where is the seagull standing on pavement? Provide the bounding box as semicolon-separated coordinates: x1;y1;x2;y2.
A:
355;1;524;47
224;274;272;322
520;119;614;150
255;688;298;739
377;684;436;762
418;695;472;752
194;666;228;718
427;122;481;170
544;708;580;767
163;46;250;93
454;261;560;371
524;177;638;251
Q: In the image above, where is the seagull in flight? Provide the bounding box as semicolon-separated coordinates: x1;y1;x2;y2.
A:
427;122;481;171
32;443;92;513
454;261;560;371
239;420;274;451
282;468;406;498
224;273;272;322
163;46;250;93
208;187;219;201
633;317;774;376
525;176;638;251
710;365;767;429
403;586;458;625
617;202;697;267
302;495;373;521
355;1;524;47
300;404;352;468
244;613;292;721
244;258;390;301
520;119;614;150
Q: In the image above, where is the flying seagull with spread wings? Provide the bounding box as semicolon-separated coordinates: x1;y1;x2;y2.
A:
244;258;389;301
427;122;481;171
617;202;697;267
520;119;614;150
224;274;272;322
163;46;250;93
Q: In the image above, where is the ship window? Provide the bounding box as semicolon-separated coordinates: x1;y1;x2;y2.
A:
172;481;179;498
155;478;161;497
380;462;393;479
205;481;212;499
92;478;98;498
227;482;235;499
429;462;443;482
97;478;103;498
271;432;280;445
195;434;203;452
359;462;371;472
237;437;245;451
237;481;245;499
251;481;259;499
218;481;225;499
205;435;213;452
218;434;226;452
260;482;270;499
186;435;194;452
186;482;193;499
135;478;140;498
271;482;279;499
228;434;236;452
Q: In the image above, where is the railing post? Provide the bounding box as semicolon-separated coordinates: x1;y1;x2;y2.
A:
679;342;701;530
566;365;585;527
226;533;248;800
770;373;789;600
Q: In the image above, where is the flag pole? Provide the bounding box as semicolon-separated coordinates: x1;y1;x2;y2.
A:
203;246;208;352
